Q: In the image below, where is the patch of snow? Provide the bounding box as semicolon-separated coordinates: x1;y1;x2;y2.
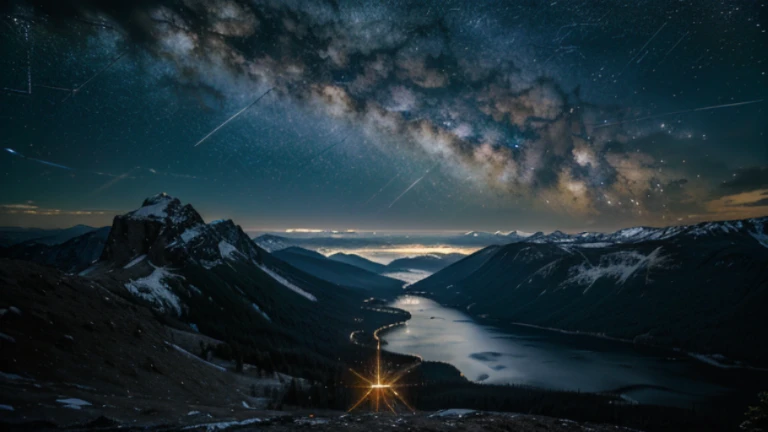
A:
528;259;561;280
200;259;222;270
254;262;317;302
57;398;91;410
128;197;171;221
183;417;262;431
563;247;670;293
124;266;184;315
0;404;14;411
253;236;290;252
187;411;201;416
167;342;227;372
123;254;147;269
189;285;202;296
575;242;613;248
181;226;204;243
0;332;15;343
78;264;98;276
0;372;26;381
750;223;768;248
218;241;241;260
252;303;271;322
9;306;21;315
190;323;199;332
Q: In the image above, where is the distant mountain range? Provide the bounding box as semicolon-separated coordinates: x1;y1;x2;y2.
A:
0;224;99;247
273;247;405;292
252;231;527;251
328;252;389;273
0;227;109;273
410;216;768;367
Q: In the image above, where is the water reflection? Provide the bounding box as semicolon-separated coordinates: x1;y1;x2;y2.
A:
381;296;733;407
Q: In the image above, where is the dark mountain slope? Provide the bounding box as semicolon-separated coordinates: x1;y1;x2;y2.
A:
0;224;97;247
411;217;768;366
0;227;109;273
328;252;388;273
82;193;402;376
274;247;404;292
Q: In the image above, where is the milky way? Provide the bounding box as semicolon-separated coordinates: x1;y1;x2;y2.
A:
0;0;765;231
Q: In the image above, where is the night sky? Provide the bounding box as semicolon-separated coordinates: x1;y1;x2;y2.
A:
1;0;766;232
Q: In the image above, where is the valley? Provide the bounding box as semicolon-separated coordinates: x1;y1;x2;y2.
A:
1;194;767;431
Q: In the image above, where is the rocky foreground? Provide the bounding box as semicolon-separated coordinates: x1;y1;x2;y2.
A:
2;408;642;431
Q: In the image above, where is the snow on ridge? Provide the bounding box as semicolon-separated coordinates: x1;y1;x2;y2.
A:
254;261;317;302
56;398;92;410
254;236;290;253
124;266;184;315
218;241;241;260
574;242;612;248
123;254;147;269
563;247;670;293
128;196;173;221
252;303;272;322
750;222;768;249
181;225;205;243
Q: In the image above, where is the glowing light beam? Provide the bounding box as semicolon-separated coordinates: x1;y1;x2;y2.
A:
388;163;439;209
194;88;274;147
594;99;764;129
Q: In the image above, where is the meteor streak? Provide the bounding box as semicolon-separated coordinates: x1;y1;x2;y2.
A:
61;52;126;102
363;172;400;205
388;163;439;209
4;147;73;170
298;136;348;168
594;99;764;128
194;88;274;147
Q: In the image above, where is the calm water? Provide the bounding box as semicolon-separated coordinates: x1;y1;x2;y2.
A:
381;296;761;408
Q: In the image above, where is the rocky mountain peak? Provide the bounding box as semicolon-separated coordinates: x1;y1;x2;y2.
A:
100;194;206;267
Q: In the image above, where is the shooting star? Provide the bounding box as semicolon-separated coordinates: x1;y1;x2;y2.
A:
91;167;137;195
620;21;667;74
388;163;439;209
656;32;689;67
594;99;764;128
363;172;400;206
5;147;73;170
4;148;201;183
298;136;348;168
194;88;274;147
61;52;126;102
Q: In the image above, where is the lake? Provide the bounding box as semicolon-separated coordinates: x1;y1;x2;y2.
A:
380;295;765;408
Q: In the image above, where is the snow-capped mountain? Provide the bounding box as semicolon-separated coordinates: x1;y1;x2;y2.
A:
78;194;389;366
521;217;768;246
411;215;768;367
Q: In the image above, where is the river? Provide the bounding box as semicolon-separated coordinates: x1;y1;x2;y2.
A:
380;295;765;408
